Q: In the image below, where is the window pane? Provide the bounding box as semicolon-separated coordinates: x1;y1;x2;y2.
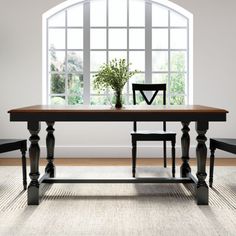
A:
68;74;83;94
91;29;106;49
109;29;127;49
170;95;185;105
152;51;168;71
128;73;145;93
48;11;65;27
129;51;145;71
67;29;83;49
91;0;106;27
48;29;65;49
50;96;66;105
49;51;65;72
50;74;65;94
109;51;127;61
170;11;187;27
170;51;187;72
67;4;83;27
152;73;168;85
152;4;168;27
129;0;145;27
170;73;186;94
170;29;187;49
90;95;110;105
152;29;168;49
129;29;145;49
109;0;127;26
90;51;106;71
67;51;83;73
68;95;83;105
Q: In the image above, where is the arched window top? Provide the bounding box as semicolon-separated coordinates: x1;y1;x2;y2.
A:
43;0;193;105
44;0;192;20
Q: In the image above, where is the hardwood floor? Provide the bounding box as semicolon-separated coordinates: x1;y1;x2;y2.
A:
0;158;236;166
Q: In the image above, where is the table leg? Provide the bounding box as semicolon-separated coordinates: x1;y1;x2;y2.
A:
21;148;27;190
28;121;41;205
180;121;191;177
45;121;56;177
195;121;209;205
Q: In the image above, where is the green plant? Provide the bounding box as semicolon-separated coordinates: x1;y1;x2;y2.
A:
93;58;137;108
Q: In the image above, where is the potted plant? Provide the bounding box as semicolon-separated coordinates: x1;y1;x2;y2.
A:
93;59;137;108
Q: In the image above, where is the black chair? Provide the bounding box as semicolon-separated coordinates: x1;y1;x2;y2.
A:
131;83;176;177
209;138;236;187
0;139;27;190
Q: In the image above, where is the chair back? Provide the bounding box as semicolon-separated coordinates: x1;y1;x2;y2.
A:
132;83;166;132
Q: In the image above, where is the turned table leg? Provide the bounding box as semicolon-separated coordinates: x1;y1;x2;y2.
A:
195;121;209;205
28;121;41;205
180;121;191;177
209;145;216;188
45;121;56;177
21;148;27;190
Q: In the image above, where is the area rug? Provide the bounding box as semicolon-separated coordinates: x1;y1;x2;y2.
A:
0;166;235;236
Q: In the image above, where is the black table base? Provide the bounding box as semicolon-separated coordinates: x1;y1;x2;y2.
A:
9;105;227;206
40;176;195;184
26;120;208;205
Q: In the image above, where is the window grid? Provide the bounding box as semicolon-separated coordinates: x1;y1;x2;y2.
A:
65;10;68;105
46;0;191;106
126;0;130;104
46;19;49;104
83;0;90;105
48;26;188;29
105;0;109;102
167;9;171;104
186;19;190;104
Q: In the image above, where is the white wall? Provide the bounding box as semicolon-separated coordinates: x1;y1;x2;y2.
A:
0;0;236;158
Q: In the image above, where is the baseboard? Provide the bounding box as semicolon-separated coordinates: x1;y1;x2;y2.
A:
0;158;236;166
0;145;235;158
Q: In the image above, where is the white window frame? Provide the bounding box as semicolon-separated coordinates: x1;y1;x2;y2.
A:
42;0;193;105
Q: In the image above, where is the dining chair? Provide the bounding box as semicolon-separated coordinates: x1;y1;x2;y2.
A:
0;139;27;190
131;83;176;177
209;138;236;187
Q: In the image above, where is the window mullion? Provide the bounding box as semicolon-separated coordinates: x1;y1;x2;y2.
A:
168;10;171;105
106;0;109;64
186;19;190;104
127;0;130;104
145;0;152;84
83;1;90;105
106;0;109;103
65;10;68;105
46;19;49;104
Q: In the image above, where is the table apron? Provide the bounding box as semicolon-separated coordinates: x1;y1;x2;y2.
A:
10;112;226;122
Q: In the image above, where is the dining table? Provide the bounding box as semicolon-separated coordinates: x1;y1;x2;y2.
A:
8;104;228;205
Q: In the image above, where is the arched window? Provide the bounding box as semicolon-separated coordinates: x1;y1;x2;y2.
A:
43;0;193;105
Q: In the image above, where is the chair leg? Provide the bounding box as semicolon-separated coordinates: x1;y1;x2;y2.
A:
21;148;27;190
132;139;137;178
171;140;176;178
209;146;216;188
163;140;167;168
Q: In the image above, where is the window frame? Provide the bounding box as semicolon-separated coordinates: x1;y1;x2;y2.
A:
42;0;193;105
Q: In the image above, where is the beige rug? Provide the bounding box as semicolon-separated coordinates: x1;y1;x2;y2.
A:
0;166;235;236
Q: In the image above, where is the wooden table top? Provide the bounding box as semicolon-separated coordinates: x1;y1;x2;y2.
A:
8;105;228;122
